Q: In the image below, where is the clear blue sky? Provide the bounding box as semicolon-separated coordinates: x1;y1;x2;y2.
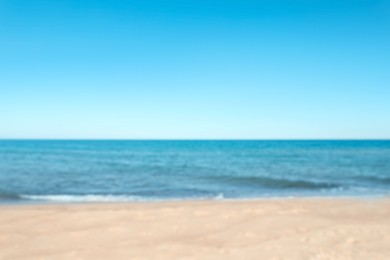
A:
1;0;389;139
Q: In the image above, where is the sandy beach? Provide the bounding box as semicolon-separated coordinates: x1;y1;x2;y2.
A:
1;198;390;260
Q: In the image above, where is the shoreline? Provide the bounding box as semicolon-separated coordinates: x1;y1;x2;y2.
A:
1;197;390;259
1;193;389;207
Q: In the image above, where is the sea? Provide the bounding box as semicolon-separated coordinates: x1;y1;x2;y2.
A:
0;140;389;204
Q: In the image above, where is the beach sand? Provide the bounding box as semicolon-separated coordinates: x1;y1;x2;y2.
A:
1;198;390;259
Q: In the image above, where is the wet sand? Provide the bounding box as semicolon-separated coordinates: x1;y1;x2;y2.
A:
1;198;390;259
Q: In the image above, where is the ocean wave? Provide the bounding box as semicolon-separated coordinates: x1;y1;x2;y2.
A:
207;175;340;190
356;176;390;184
0;192;22;200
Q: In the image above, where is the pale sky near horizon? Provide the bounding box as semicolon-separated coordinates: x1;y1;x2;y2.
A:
1;0;389;139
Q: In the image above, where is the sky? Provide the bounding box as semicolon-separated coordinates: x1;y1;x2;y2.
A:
0;0;389;139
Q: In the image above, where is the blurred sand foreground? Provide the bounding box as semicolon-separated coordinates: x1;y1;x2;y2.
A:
1;198;389;260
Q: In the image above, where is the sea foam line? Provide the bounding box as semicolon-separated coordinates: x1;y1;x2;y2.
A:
20;194;144;202
19;193;228;203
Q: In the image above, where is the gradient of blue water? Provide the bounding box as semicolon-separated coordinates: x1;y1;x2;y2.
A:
0;140;389;203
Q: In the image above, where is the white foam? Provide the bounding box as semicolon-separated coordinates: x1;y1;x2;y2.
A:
21;194;143;202
214;193;225;200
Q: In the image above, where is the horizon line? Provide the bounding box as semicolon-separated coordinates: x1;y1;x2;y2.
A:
1;138;390;141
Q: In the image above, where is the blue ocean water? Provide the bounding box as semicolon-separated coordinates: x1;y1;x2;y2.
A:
0;140;389;203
